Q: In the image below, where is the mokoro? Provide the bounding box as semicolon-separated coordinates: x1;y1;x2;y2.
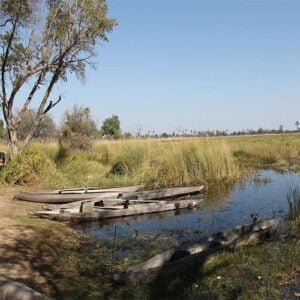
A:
113;219;279;283
0;277;43;300
40;185;205;209
33;199;203;222
123;186;204;200
13;185;144;203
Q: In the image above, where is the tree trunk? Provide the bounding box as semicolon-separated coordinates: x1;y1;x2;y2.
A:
8;127;18;157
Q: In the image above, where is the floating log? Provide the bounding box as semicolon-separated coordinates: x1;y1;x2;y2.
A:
14;185;144;203
113;219;279;283
123;186;204;200
0;277;43;300
32;199;203;222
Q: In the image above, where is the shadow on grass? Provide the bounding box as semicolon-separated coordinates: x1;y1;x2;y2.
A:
0;223;110;299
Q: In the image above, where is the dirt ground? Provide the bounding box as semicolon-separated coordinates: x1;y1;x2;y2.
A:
0;188;43;222
0;188;81;295
0;189;46;286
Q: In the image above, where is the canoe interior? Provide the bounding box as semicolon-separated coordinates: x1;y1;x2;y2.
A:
113;219;279;283
33;199;204;222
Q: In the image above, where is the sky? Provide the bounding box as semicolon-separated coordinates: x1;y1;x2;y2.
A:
24;0;300;133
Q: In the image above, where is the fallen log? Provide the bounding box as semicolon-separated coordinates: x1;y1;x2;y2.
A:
113;219;279;283
0;277;44;300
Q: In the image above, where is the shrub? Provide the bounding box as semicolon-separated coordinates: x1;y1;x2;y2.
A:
1;147;62;186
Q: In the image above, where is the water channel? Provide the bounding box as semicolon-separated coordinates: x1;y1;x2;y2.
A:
76;170;300;248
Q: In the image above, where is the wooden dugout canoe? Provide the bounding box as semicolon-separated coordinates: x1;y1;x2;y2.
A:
0;277;43;300
33;199;203;222
28;185;204;206
13;185;144;204
123;186;204;200
113;219;279;283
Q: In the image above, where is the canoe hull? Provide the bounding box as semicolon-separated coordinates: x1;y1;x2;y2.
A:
34;199;203;222
123;186;204;200
113;219;279;283
14;185;144;203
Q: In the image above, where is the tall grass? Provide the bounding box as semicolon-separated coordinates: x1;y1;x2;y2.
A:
286;185;300;222
0;134;299;189
0;138;242;189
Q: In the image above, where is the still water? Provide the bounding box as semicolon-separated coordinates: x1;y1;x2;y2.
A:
77;170;300;244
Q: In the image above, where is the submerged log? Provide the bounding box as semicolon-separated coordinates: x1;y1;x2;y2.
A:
0;277;44;300
113;219;279;283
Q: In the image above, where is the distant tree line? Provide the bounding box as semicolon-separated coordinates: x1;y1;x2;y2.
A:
0;107;299;145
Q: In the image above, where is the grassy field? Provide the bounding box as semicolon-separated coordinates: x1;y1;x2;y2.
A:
0;133;299;190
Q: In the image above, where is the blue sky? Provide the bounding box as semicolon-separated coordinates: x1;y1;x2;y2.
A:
38;0;300;133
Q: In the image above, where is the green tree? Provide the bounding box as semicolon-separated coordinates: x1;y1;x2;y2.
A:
101;115;121;139
60;105;97;150
62;106;97;137
0;0;116;155
295;121;299;131
17;109;56;140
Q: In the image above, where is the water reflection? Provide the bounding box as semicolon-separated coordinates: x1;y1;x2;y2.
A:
76;170;300;245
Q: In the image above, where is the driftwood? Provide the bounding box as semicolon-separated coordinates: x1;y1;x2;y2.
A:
123;186;204;200
14;185;144;203
113;219;279;283
0;277;44;300
33;199;203;222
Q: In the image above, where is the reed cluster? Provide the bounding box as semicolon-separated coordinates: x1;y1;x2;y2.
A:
0;134;299;189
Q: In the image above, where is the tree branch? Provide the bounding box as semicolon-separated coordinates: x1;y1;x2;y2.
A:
0;18;12;28
43;95;62;114
23;61;63;145
14;72;44;126
1;16;18;107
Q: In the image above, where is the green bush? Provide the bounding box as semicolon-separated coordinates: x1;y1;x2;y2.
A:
1;147;62;186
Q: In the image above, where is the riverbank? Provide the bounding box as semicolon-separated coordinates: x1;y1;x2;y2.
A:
0;184;299;299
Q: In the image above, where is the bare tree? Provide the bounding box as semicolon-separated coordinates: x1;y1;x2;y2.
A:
0;0;116;155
